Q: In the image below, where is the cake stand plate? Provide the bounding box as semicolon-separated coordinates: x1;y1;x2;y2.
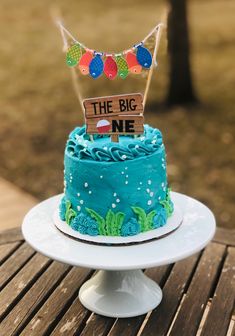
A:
22;192;216;318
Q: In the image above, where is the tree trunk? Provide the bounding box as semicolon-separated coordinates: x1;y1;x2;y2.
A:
166;0;197;105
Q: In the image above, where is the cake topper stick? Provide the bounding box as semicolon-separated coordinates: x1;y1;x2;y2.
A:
143;23;164;108
111;134;119;142
56;17;94;142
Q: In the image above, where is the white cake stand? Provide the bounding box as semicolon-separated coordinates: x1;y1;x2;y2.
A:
22;192;216;318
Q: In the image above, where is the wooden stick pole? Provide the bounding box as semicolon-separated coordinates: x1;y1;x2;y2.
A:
143;24;164;108
111;134;119;142
55;16;94;142
70;67;85;114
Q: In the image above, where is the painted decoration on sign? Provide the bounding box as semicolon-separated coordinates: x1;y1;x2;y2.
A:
96;119;111;133
86;115;144;135
83;93;143;118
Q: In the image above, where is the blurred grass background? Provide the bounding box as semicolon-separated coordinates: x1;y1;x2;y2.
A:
0;0;234;228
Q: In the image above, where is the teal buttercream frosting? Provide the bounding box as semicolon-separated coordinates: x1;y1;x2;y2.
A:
121;218;140;236
60;124;173;237
153;206;167;228
59;196;66;221
71;213;99;236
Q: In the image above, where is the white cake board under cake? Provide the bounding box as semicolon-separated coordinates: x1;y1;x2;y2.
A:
22;192;216;318
53;202;183;245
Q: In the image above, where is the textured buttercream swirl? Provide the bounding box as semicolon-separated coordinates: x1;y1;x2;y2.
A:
66;124;164;162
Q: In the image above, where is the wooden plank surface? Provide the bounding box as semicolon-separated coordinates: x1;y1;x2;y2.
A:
80;314;114;336
168;243;226;336
0;252;50;320
200;247;235;336
0;178;37;231
0;227;23;245
140;253;200;336
50;295;90;336
213;227;235;247
0;242;21;264
20;267;93;336
0;261;70;336
0;226;234;336
0;242;34;290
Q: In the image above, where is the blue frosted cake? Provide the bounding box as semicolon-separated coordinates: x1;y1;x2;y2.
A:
59;124;174;237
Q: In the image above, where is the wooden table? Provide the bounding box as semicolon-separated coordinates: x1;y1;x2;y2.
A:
0;178;36;231
0;227;234;336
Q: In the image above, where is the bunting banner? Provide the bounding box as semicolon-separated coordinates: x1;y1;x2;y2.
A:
56;19;164;141
57;22;163;80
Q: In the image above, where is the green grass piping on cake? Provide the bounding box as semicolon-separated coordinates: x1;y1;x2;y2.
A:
85;208;125;236
113;211;125;236
65;200;76;225
131;207;156;232
160;187;174;217
85;208;106;235
105;209;115;236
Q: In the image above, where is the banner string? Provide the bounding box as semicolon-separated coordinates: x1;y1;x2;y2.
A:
56;20;164;57
57;20;85;112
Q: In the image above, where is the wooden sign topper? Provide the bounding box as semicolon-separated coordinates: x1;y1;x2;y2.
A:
83;93;144;142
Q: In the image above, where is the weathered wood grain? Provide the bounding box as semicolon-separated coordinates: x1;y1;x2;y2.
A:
0;242;21;265
140;253;200;336
0;242;34;290
80;314;115;336
0;252;50;321
0;178;37;231
168;242;226;336
0;261;70;336
200;247;235;336
0;227;23;245
213;227;235;247
108;316;147;336
20;267;92;336
50;296;90;336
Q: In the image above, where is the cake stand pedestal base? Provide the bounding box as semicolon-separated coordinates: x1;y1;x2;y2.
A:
79;269;162;318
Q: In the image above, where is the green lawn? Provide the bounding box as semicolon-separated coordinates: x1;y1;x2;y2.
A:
0;0;234;229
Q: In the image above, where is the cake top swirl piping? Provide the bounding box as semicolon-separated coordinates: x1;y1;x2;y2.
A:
66;124;164;162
